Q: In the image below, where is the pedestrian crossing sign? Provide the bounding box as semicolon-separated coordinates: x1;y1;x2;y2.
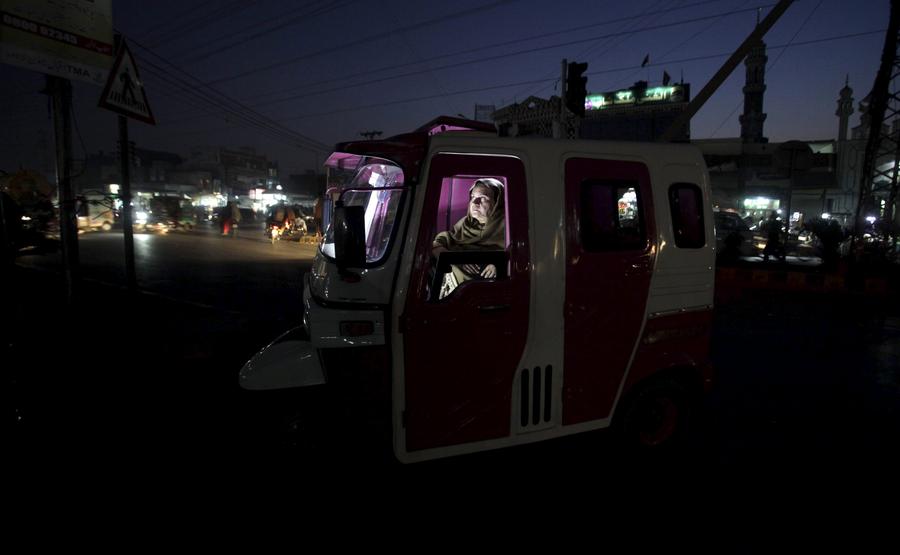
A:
98;39;155;125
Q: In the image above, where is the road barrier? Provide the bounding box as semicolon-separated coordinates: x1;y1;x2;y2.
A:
715;265;894;302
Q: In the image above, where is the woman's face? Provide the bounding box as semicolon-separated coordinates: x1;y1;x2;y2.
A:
468;184;494;224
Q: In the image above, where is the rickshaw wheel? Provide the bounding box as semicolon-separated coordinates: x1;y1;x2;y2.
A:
614;377;693;450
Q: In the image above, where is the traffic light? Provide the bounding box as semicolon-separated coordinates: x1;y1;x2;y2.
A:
566;61;588;117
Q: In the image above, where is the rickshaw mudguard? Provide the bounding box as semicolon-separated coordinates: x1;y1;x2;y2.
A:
239;327;325;390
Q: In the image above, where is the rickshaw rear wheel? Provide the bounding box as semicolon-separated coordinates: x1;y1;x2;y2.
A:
613;376;694;451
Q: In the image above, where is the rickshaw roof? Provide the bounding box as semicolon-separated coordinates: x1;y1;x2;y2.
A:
332;116;496;183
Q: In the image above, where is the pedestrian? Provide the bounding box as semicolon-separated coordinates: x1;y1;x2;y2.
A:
231;201;242;237
762;210;783;262
313;195;324;238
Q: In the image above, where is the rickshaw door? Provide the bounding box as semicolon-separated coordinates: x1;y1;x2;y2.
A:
403;153;530;452
563;157;656;424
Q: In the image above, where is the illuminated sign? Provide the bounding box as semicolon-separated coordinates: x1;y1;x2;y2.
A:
644;86;676;101
585;84;687;111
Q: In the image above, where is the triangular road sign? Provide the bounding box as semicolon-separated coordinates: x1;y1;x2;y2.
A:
98;39;155;125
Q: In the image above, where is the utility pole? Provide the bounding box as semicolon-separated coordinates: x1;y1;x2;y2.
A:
556;58;567;139
854;0;900;247
47;75;80;304
112;34;137;292
119;114;137;292
98;35;156;291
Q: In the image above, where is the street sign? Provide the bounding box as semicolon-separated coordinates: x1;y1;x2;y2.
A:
98;39;155;125
0;0;113;86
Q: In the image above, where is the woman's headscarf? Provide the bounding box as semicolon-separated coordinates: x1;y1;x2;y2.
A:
433;178;506;251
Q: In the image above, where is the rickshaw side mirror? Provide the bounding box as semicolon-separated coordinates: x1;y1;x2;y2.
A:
333;203;366;269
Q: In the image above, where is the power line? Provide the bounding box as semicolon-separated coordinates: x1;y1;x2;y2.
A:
240;0;732;107
179;0;358;65
139;63;316;148
141;61;331;151
510;0;676;102
608;0;757;91
271;29;886;123
223;2;781;110
137;0;218;42
126;37;332;153
204;0;522;87
130;38;332;151
143;0;257;49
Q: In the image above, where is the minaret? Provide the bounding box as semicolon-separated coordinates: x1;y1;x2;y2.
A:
739;35;768;143
836;76;854;142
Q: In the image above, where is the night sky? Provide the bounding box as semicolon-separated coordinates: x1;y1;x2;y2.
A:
0;0;890;178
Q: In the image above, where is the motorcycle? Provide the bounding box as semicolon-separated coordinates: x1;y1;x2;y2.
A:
266;218;306;244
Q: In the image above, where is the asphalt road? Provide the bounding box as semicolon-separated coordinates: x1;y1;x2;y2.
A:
17;223;316;320
7;226;900;474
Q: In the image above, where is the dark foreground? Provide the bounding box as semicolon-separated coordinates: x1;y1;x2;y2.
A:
5;261;899;476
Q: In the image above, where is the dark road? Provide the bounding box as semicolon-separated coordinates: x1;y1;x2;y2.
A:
17;223;316;319
7;228;900;473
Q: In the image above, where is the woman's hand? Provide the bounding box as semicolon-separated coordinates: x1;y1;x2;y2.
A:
459;264;496;278
461;263;481;275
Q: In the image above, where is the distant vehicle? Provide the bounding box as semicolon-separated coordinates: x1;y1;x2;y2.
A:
714;211;760;259
77;194;115;232
238;207;257;226
135;196;196;232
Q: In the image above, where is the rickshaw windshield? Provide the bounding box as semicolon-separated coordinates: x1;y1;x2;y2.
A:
321;153;406;264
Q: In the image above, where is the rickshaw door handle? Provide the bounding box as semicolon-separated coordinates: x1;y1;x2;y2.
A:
477;304;510;313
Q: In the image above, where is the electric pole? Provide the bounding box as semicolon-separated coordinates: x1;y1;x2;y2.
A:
854;0;900;247
47;75;80;304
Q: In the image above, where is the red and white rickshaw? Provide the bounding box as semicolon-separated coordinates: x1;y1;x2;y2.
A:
240;117;715;463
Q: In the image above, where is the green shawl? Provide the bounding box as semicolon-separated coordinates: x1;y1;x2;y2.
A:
432;179;506;252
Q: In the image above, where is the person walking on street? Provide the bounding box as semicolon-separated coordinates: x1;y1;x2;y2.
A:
230;201;241;237
763;210;784;262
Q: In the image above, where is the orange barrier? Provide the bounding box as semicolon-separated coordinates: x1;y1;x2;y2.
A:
715;266;893;302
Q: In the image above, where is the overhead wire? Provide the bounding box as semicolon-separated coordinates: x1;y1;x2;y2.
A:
136;0;218;43
263;29;886;123
140;60;330;151
143;0;258;49
203;0;523;87
127;37;332;153
211;2;781;111
159;0;782;126
239;0;734;107
382;0;458;117
505;0;677;103
178;0;358;65
608;0;757;90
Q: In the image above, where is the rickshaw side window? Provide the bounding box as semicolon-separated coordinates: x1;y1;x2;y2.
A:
433;175;509;246
428;175;510;301
580;180;645;251
669;183;705;248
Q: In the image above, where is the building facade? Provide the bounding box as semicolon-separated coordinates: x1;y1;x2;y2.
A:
491;81;691;142
179;146;276;199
